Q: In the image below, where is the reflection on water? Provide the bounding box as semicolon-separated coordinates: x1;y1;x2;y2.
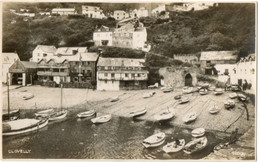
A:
3;110;219;159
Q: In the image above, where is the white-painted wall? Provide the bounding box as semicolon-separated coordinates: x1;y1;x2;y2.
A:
97;80;120;91
93;31;113;46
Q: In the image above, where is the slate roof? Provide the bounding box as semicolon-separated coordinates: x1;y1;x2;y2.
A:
21;61;37;68
97;57;145;67
200;51;238;61
35;45;56;53
56;47;88;55
2;52;20;64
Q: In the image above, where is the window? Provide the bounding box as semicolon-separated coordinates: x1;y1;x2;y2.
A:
111;73;115;78
138;74;141;77
131;74;135;78
60;69;65;72
43;53;47;57
105;80;107;84
104;73;108;77
251;68;255;74
125;73;128;77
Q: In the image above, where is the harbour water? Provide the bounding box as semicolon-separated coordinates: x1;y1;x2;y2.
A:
3;109;220;159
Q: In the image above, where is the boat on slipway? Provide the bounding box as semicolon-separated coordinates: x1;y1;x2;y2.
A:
163;139;185;153
77;110;96;118
154;110;175;121
35;108;55;117
191;128;205;137
91;114;112;124
142;132;166;148
182;112;197;123
183;137;208;154
129;107;147;118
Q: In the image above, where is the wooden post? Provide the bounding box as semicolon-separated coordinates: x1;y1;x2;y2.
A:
7;73;10;119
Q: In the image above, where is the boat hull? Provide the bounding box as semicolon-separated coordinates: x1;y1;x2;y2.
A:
35;109;54;117
130;108;147;118
183;137;207;154
2;109;20;121
77;110;96;118
163;139;185;153
3;119;48;136
142;132;166;148
91;114;111;124
49;110;67;121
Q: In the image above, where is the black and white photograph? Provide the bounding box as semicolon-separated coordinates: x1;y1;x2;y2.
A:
1;0;257;161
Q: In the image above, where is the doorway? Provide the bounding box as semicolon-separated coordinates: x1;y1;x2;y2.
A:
185;73;192;86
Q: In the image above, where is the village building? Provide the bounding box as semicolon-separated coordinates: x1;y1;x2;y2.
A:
2;52;20;84
200;51;238;75
230;53;256;91
113;10;129;20
30;45;99;87
173;54;199;64
39;11;51;16
96;57;148;91
31;45;57;62
159;65;199;88
93;25;113;46
112;18;147;50
130;7;149;18
9;60;37;86
151;4;166;16
82;5;106;19
51;8;77;16
166;2;216;12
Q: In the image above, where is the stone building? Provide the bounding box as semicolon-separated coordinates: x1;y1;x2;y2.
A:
51;8;77;16
173;54;199;64
82;5;106;19
159;65;199;87
2;52;20;84
93;25;113;46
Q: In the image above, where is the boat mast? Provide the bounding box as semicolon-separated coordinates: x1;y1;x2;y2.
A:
7;73;10;119
60;83;63;111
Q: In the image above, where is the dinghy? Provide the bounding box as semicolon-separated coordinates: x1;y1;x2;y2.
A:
35;108;55;117
110;96;119;102
183;136;208;154
3;118;48;136
174;95;182;100
237;93;247;102
91;114;111;124
163;139;185;153
209;105;220;114
224;100;235;109
178;97;190;104
23;93;34;100
183;87;193;94
3;109;20;121
77;110;96;118
191;128;205;137
214;88;224;95
154;111;175;121
162;87;173;93
129;107;147;118
142;132;166;148
229;93;237;99
182;112;197;123
49;110;67;121
199;89;208;95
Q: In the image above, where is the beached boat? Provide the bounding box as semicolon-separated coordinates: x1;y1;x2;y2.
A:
178;97;190;104
77;109;96;118
183;137;208;154
199;89;208;95
143;91;155;98
35;108;55;117
191;128;205;137
129;107;147;118
174;95;182;100
209;105;220;114
224;100;235;109
182;112;197;123
142;132;166;148
3;118;48;136
110;96;119;102
3;109;20;121
183;87;193;94
23;93;34;100
91;114;112;124
214;88;224;95
208;86;216;91
154;111;175;121
237;93;247;102
163;139;185;153
162;87;173;93
229;93;237;99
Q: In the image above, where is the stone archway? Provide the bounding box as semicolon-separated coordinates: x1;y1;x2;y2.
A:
185;73;192;86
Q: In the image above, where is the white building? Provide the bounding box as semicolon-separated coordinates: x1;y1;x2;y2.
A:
230;54;256;91
97;57;148;91
52;8;77;16
31;45;57;62
93;26;113;46
131;7;149;18
152;4;166;16
1;52;20;83
113;10;129;20
82;5;106;19
39;12;51;16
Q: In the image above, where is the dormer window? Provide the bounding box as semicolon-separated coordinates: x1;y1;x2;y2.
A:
43;53;47;57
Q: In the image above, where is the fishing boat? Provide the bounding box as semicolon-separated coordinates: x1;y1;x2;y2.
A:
23;93;34;100
77;110;96;118
162;87;173;93
191;128;205;137
163;139;185;153
142;132;166;148
183;87;193;94
48;84;67;121
229;93;237;99
237;93;247;102
182;112;197;123
199;89;208;95
224;100;235;109
183;137;208;154
178;97;190;104
35;108;55;117
154;110;175;121
91;114;111;124
209;105;220;114
208;86;216;91
129;107;147;118
174;95;182;100
3;118;48;136
214;88;224;95
2;76;20;121
110;96;119;102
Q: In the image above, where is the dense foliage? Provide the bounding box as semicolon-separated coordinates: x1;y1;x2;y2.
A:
145;3;255;58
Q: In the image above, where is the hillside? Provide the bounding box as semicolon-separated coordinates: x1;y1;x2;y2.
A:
2;3;255;61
